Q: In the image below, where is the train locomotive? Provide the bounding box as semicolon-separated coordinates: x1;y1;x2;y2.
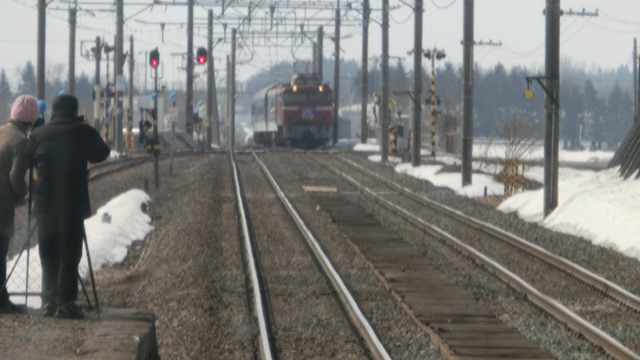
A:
250;73;333;148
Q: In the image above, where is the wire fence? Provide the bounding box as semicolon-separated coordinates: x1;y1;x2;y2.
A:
5;208;42;307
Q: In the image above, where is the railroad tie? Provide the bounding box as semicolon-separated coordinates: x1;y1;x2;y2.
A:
312;194;554;359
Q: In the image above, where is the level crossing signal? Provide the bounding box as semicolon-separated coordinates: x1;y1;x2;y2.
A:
150;48;160;68
196;47;207;65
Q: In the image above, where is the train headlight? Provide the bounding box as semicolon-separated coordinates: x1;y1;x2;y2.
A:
318;85;324;92
293;85;298;92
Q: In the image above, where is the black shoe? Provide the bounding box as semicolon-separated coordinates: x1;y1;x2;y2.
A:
55;302;84;320
0;301;26;314
42;302;56;317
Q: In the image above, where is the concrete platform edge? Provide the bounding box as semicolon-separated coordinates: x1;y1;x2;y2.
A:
80;308;160;359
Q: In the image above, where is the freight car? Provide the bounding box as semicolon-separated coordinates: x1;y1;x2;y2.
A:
250;73;333;148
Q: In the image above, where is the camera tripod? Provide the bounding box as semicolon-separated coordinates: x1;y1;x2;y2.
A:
1;168;100;318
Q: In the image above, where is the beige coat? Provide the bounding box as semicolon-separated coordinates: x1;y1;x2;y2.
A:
0;121;30;238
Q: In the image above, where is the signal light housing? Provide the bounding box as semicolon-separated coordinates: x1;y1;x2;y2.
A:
196;47;207;65
149;48;160;68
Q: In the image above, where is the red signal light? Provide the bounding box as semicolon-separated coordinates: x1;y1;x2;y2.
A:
196;47;207;65
149;48;160;68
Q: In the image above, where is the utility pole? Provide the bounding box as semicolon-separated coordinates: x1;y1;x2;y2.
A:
206;9;217;148
226;55;230;147
411;0;423;166
103;42;114;144
361;0;370;145
230;28;237;148
313;41;318;75
317;26;324;81
144;52;148;94
462;0;474;185
67;6;77;95
381;0;389;161
114;0;124;153
523;5;594;215
93;37;102;128
37;0;46;101
152;52;159;188
204;10;214;150
186;0;194;135
543;0;560;216
128;35;134;152
332;2;341;145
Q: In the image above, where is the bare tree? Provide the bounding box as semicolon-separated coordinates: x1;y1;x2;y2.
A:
500;116;539;160
499;116;540;195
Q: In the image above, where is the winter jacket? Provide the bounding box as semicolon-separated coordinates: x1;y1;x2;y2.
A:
27;115;110;219
0;121;31;237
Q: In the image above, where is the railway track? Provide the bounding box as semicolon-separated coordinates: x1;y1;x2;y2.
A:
81;148;640;358
88;149;204;180
304;152;640;359
88;155;151;180
229;151;391;359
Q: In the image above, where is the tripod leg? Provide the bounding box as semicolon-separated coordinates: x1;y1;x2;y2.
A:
82;227;100;319
77;272;93;311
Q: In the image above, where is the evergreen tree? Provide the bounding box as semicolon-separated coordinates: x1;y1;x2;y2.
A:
76;73;93;115
45;76;65;109
583;79;604;149
436;62;462;117
0;69;12;102
0;69;12;124
368;57;382;95
474;65;493;136
560;82;584;149
606;83;632;148
389;58;409;94
511;66;543;119
16;61;36;96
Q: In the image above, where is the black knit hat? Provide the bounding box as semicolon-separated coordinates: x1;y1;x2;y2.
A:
51;94;79;117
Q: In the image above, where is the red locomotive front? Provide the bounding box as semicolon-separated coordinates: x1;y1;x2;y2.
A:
251;73;333;148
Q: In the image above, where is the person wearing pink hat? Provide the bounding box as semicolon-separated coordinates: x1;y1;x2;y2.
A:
0;95;39;314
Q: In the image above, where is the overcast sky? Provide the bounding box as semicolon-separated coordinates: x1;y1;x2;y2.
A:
2;0;640;92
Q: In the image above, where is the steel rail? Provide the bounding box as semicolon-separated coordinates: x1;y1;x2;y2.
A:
88;150;206;180
229;151;274;360
319;155;640;360
88;157;150;180
252;151;392;360
336;155;640;314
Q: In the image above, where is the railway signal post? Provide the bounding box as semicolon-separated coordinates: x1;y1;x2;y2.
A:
149;48;161;188
424;47;446;159
195;45;209;152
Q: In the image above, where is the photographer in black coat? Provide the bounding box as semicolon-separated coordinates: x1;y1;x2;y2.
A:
27;95;110;319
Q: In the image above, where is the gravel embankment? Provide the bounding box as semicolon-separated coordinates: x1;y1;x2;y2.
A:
325;151;640;359
1;154;254;359
2;149;638;359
